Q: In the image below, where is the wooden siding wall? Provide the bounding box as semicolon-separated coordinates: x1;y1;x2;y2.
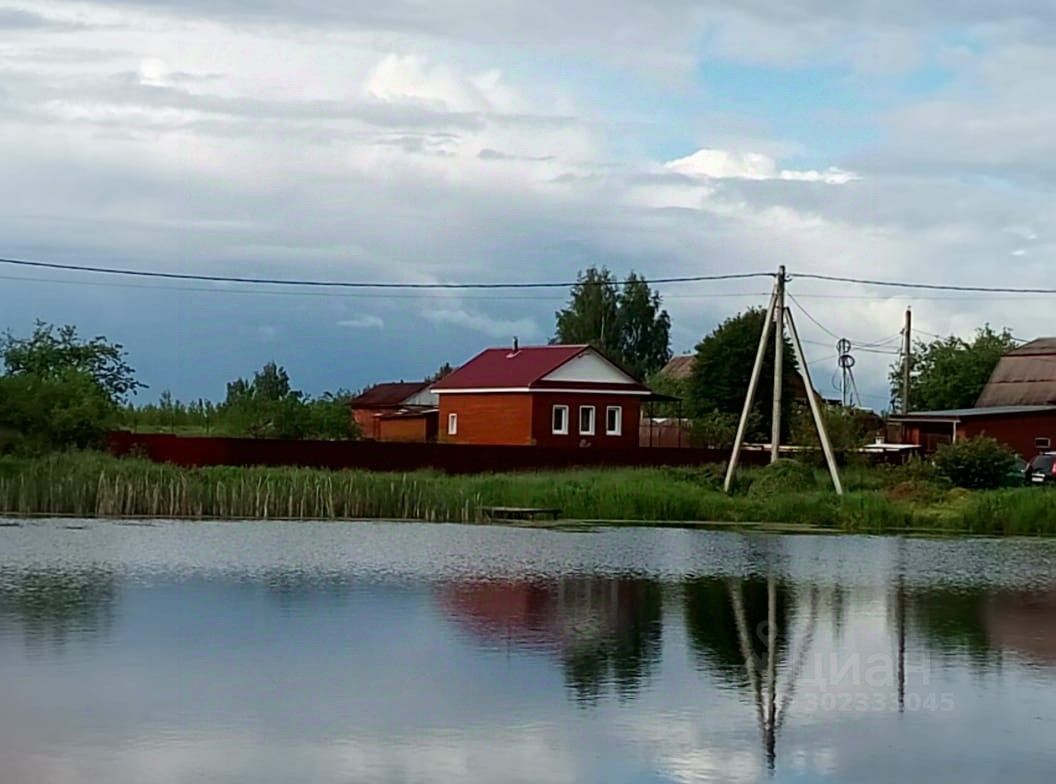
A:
438;393;534;445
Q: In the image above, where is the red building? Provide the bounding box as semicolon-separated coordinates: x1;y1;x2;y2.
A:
890;405;1056;456
348;381;437;441
431;344;652;447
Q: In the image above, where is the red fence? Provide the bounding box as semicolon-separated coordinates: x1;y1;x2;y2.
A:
107;431;770;474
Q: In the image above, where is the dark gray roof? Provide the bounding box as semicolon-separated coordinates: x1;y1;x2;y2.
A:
976;338;1056;407
890;404;1056;421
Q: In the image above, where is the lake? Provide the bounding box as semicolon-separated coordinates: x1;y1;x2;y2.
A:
2;520;1056;783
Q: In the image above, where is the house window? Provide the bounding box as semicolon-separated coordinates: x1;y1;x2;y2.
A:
606;406;622;436
1036;436;1051;450
579;406;596;435
447;413;458;436
552;405;569;435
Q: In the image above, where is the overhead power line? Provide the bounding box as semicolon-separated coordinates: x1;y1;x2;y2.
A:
0;256;774;290
795;272;1056;295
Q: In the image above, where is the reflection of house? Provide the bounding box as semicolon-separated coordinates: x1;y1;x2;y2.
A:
348;382;438;441
438;578;662;699
985;590;1056;665
432;344;652;447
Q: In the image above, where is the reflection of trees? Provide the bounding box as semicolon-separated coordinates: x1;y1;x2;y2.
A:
911;587;993;663
438;577;663;702
559;579;663;702
0;567;116;650
683;577;790;687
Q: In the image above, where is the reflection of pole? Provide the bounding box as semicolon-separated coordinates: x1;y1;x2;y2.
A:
897;541;906;714
724;284;779;492
765;575;777;771
728;580;766;733
776;585;819;731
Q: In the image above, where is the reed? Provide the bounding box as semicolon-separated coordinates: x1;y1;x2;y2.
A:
0;452;1053;534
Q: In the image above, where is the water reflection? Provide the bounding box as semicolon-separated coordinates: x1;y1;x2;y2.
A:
438;577;663;702
2;522;1056;784
0;567;116;651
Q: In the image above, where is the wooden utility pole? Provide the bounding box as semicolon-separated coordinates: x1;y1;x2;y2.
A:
901;308;912;414
724;283;778;493
771;266;787;464
725;268;843;495
786;310;843;495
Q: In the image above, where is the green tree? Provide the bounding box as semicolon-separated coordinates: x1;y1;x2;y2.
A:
554;267;621;357
222;362;307;439
687;309;797;441
554;267;671;377
891;326;1017;411
2;321;143;403
426;362;455;383
616;273;672;378
0;369;117;450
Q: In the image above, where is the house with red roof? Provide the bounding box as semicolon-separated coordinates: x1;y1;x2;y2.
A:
348;381;437;441
431;343;653;447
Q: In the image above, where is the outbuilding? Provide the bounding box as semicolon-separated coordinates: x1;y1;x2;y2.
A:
348;381;437;440
890;405;1056;457
431;344;653;447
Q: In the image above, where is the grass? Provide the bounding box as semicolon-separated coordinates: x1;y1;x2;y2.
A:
0;452;1054;535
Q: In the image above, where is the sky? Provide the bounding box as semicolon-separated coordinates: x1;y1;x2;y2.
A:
2;2;1055;408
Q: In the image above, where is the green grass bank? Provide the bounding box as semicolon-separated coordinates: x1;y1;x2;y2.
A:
0;452;1054;535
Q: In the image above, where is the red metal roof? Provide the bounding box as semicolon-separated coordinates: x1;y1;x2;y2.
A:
432;345;593;390
348;381;428;409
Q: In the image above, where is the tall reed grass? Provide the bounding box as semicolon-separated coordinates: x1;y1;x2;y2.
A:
0;452;1053;534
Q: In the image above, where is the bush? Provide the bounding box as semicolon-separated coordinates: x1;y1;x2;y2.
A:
933;437;1017;490
689;411;740;449
747;459;817;497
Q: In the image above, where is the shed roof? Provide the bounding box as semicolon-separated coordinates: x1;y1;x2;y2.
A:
976;338;1056;407
348;381;429;409
432;344;648;392
658;355;695;380
890;404;1056;422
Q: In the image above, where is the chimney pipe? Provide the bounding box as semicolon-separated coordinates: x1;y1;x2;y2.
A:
513;336;519;352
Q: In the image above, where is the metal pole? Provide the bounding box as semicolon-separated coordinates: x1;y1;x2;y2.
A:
771;266;786;464
786;309;844;495
902;308;912;415
724;285;779;493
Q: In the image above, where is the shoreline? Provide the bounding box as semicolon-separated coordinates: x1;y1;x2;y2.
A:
2;451;1054;536
0;510;1045;540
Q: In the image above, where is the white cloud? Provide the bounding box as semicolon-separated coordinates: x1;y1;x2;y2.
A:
665;148;858;185
337;315;384;330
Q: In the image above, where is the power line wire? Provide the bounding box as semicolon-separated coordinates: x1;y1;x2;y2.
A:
0;256;774;290
795;272;1056;295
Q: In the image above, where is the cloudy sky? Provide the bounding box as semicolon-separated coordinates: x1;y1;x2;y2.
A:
2;1;1054;406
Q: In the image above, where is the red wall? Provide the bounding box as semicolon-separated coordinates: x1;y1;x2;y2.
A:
529;393;641;448
960;413;1056;457
900;412;1056;457
377;416;431;443
438;393;534;445
107;431;776;473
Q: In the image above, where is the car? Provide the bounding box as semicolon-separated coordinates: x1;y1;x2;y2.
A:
1025;453;1056;485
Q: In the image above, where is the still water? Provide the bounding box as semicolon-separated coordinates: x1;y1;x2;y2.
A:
2;520;1056;783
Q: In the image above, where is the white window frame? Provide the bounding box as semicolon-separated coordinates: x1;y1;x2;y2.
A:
447;413;458;436
1036;436;1051;450
552;405;569;435
606;405;623;436
579;405;596;436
